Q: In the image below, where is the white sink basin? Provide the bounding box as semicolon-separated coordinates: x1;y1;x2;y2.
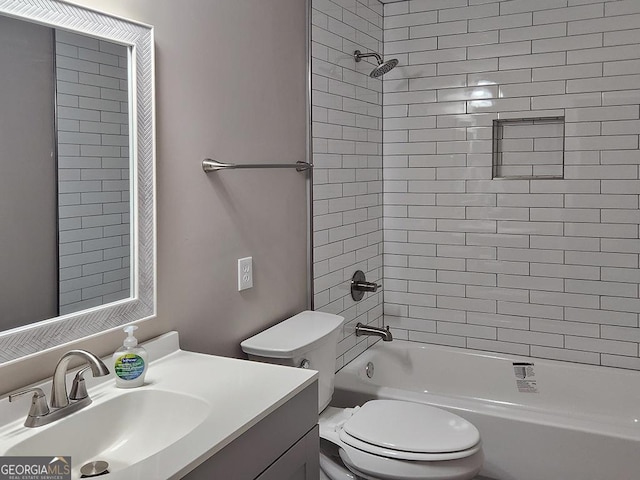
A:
5;390;210;477
0;332;317;480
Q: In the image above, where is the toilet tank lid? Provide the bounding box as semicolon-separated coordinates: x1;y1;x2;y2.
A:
241;311;344;359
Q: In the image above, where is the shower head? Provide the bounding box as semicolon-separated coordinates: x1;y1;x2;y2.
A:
354;50;398;78
370;58;399;78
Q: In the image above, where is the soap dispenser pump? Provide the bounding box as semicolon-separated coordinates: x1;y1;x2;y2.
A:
113;325;148;388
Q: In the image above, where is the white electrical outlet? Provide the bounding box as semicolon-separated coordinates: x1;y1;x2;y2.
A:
238;257;253;291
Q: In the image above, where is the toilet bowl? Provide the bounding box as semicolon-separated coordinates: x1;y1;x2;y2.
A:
320;402;482;480
241;311;483;480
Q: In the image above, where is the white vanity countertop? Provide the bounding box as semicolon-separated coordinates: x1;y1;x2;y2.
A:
133;350;317;479
0;331;318;480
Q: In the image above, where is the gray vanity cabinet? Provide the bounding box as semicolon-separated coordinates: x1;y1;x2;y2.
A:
181;381;319;480
255;426;319;480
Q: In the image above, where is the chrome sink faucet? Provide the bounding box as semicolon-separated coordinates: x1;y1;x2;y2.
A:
50;350;110;408
9;349;109;427
355;323;393;342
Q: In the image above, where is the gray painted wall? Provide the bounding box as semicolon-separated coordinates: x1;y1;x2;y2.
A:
0;16;58;330
0;0;309;396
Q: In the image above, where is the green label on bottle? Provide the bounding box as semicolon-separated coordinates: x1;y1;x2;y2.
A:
114;353;145;380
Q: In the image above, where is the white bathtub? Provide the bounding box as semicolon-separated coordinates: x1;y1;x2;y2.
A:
332;340;640;480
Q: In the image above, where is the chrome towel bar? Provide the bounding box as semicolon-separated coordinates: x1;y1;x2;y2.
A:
202;158;312;173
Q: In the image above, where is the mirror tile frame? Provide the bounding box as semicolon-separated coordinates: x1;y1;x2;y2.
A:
0;0;155;363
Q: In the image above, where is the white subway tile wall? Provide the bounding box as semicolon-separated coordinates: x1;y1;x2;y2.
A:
312;0;384;369
56;30;131;315
383;0;640;369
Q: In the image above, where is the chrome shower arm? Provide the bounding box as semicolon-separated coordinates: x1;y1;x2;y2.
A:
354;50;382;64
354;50;398;78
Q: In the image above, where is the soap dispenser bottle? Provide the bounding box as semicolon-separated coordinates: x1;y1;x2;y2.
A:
113;325;148;388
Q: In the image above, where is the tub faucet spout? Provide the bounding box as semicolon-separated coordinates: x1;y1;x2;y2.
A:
355;323;393;342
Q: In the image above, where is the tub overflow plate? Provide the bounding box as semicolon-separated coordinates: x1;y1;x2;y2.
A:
365;361;374;378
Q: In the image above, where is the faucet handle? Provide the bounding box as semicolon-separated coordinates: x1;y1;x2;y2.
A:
351;270;382;301
352;280;381;292
9;387;50;417
69;366;91;401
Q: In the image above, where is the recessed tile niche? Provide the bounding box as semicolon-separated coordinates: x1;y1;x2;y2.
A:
492;117;565;180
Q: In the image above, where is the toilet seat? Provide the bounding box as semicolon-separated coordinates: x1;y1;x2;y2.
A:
338;442;484;480
330;401;483;480
338;400;480;461
319;400;482;480
339;433;482;462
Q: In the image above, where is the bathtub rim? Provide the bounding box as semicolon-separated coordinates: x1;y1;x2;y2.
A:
335;339;640;442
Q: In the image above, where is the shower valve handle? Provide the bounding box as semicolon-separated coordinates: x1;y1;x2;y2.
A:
352;280;380;293
351;270;382;301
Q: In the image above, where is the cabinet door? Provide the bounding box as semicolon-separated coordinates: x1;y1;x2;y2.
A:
256;425;319;480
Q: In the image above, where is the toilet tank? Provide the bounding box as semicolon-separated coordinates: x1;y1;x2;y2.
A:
241;311;344;413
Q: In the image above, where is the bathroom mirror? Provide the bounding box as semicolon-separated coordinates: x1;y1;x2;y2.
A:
0;0;155;363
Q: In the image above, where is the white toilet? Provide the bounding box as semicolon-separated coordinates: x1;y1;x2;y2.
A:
241;311;484;480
